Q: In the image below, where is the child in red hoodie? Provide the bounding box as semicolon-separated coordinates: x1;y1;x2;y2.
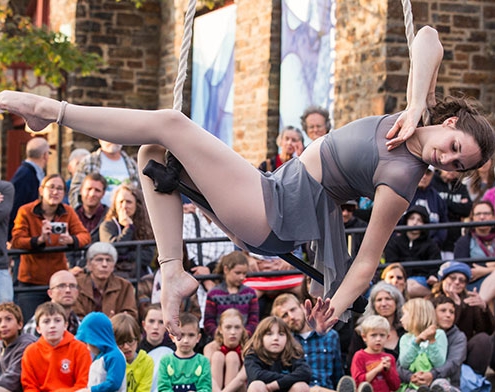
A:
21;302;92;392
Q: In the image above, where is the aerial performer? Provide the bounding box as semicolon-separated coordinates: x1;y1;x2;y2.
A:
1;26;493;338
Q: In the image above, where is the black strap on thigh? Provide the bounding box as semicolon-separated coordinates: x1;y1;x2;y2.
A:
176;179;324;285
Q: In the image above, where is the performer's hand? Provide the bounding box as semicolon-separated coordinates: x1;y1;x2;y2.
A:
385;106;425;150
304;297;338;334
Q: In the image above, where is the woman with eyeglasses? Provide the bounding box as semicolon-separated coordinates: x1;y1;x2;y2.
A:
431;261;495;377
453;201;495;291
10;173;91;322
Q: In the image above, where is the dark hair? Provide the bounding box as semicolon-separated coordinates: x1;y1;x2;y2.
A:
300;105;331;132
39;174;66;201
112;313;141;346
471;200;495;218
431;295;456;309
243;316;303;367
82;172;108;190
0;302;23;326
430;295;457;323
143;303;162;321
213;251;249;276
429;96;495;170
179;312;200;331
35;302;67;326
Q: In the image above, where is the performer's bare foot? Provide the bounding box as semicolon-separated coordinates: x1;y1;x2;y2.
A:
159;259;199;338
0;90;59;132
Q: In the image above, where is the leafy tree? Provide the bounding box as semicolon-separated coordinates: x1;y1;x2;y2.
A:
0;6;102;90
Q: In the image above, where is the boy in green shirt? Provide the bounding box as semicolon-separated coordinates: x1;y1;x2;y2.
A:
157;313;212;392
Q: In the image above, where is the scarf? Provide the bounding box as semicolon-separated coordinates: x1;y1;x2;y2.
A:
473;231;495;257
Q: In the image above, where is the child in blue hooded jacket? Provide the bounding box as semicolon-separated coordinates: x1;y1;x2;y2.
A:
76;312;127;392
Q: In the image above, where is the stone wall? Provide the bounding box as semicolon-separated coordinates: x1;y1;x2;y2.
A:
65;0;162;164
334;0;495;128
53;0;495;170
232;0;281;164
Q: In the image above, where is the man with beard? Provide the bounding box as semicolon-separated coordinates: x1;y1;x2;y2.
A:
272;293;344;391
23;270;81;337
68;139;140;208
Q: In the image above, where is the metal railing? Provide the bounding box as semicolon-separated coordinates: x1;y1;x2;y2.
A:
8;219;495;295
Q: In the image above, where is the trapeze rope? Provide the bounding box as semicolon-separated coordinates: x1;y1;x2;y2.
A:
170;0;416;286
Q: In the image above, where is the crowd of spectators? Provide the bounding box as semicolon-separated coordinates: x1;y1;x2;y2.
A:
2;123;495;392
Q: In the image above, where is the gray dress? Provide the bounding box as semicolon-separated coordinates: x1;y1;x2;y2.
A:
252;113;427;319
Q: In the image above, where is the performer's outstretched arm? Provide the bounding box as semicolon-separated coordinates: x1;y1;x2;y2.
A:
386;25;444;150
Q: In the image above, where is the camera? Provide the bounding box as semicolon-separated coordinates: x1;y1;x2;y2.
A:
50;222;67;234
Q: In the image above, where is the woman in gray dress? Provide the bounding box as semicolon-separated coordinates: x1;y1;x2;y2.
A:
0;26;493;338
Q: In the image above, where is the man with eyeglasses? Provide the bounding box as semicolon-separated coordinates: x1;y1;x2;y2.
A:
73;242;138;320
300;105;331;142
23;270;81;337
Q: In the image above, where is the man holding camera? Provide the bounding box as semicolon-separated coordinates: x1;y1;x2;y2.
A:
10;174;90;322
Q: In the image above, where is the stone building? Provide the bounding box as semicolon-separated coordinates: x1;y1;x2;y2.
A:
1;0;494;178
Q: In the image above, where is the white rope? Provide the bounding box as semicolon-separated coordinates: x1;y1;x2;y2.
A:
401;0;415;59
173;0;197;112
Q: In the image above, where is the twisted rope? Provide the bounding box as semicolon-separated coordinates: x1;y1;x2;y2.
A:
401;0;415;59
166;1;418;284
173;0;197;111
